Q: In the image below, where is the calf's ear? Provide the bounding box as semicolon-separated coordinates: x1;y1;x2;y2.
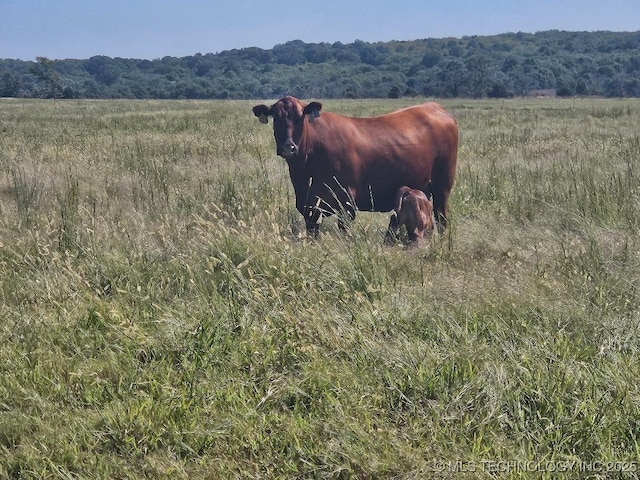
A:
252;105;271;124
304;102;322;122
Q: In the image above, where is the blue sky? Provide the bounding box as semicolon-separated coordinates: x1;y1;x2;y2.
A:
2;0;639;61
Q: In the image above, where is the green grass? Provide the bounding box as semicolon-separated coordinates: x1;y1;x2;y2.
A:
1;97;640;478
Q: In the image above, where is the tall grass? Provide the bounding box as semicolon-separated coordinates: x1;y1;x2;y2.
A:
1;98;639;478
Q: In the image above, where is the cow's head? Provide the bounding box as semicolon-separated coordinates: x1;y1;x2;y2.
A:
253;96;322;159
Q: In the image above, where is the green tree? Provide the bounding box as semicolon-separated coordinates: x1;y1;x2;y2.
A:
273;41;306;65
31;56;62;98
1;71;21;97
465;54;493;97
438;59;466;97
305;43;333;63
421;50;442;68
3;31;640;99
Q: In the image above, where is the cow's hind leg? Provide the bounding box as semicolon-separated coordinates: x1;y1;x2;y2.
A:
431;188;448;233
431;164;455;233
384;212;400;245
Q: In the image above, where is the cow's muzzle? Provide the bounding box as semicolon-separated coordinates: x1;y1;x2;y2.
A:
278;140;299;158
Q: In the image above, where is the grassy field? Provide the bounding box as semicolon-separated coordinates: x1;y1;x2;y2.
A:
1;97;639;479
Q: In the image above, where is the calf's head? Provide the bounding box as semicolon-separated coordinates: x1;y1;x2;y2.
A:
253;96;322;159
386;187;436;246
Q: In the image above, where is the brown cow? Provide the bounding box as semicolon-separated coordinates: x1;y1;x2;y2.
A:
252;96;457;236
384;186;436;246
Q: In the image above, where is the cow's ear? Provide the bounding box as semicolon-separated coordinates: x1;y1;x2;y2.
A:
304;102;322;122
253;104;271;124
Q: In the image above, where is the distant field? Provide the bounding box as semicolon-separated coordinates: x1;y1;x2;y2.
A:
1;97;639;478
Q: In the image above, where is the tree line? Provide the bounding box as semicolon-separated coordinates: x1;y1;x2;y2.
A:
2;30;640;100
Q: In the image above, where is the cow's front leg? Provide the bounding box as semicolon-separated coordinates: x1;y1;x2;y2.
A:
337;200;356;232
331;185;356;232
303;201;324;238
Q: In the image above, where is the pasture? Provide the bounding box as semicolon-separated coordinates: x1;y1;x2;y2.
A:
0;97;639;478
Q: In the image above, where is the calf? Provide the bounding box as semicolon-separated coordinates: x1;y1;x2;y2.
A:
385;186;435;246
